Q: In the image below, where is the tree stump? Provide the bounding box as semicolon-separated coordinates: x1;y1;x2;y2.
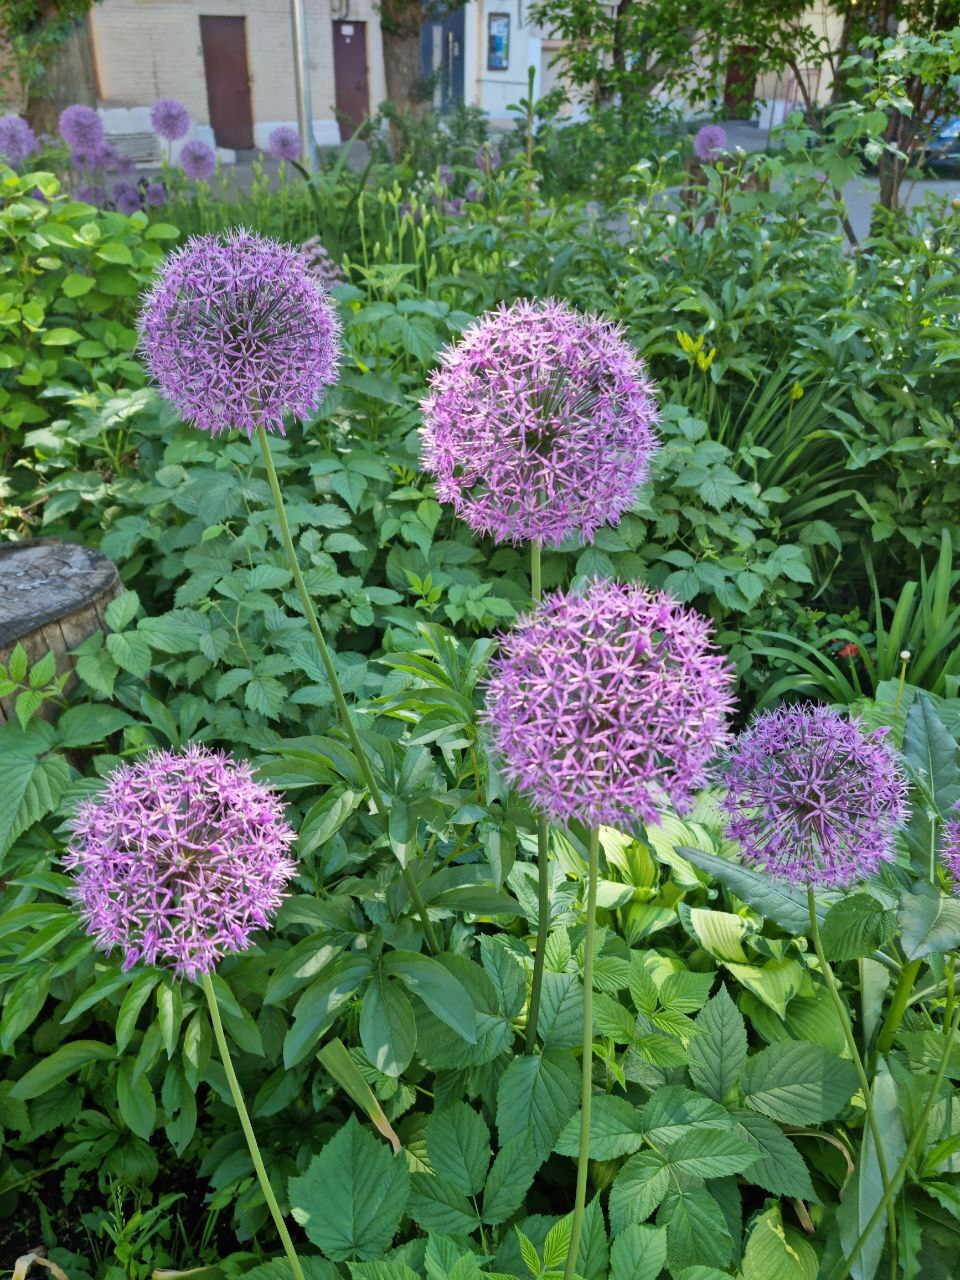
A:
0;540;121;723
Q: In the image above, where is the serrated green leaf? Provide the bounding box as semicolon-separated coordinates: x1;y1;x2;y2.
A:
733;1110;817;1201
658;1187;732;1273
687;985;747;1104
554;1094;644;1159
360;976;417;1078
426;1101;490;1196
609;1224;668;1280
408;1171;478;1236
482;1134;539;1224
742;1041;858;1125
821;895;896;961
608;1152;671;1234
496;1050;581;1164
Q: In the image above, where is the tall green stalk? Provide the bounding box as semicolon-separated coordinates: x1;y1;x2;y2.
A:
874;958;922;1056
564;827;600;1280
525;540;550;1053
807;887;897;1278
256;426;439;953
202;973;304;1280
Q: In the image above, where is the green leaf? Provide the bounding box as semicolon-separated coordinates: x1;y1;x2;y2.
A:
687;985;747;1104
742;1041;858;1125
554;1094;644;1159
61;968;133;1024
10;1040;116;1098
609;1224;668;1280
55;703;134;747
284;954;373;1067
837;1060;905;1280
608;1152;671;1234
41;326;83;345
359;976;416;1079
658;1187;733;1274
675;845;822;934
741;1205;819;1280
898;883;960;960
543;1214;574;1269
116;973;160;1053
664;1127;759;1179
426;1101;490;1196
105;590;140;632
482;1134;539;1224
349;1265;419;1280
106;629;152;679
117;1058;156;1139
0;747;70;856
537;969;584;1048
408;1172;478;1234
902;693;960;865
733;1110;817;1201
382;951;476;1044
641;1086;733;1145
289;1115;409;1261
1;966;51;1049
496;1049;581;1164
821;895;896;961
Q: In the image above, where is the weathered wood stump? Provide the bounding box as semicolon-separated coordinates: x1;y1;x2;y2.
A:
0;540;121;722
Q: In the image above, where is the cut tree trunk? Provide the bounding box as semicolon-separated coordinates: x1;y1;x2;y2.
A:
0;540;120;723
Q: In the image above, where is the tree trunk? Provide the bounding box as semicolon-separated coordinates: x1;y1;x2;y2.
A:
381;18;426;117
0;540;120;723
23;7;96;136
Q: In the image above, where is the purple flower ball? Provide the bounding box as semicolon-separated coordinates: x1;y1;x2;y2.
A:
483;579;734;829
74;184;105;206
421;297;660;546
116;185;142;215
64;744;297;979
151;97;191;142
59;104;104;152
476;143;500;171
693;124;728;163
268;125;301;162
0;114;38;166
145;181;166;208
139;229;341;438
942;809;960;894
115;153;137;177
70;143;103;171
179;138;216;182
720;704;909;888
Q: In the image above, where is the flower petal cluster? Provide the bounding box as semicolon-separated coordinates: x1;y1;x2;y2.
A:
693;124;727;162
145;181;167;208
421;298;659;546
59;104;104;151
0;114;38;166
483;579;734;828
64;744;297;979
116;182;142;214
139;229;341;437
268;125;301;162
720;703;908;888
180;138;216;181
942;807;960;894
151;97;190;141
300;234;345;288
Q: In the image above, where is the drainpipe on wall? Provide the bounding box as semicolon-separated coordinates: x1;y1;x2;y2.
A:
291;0;318;169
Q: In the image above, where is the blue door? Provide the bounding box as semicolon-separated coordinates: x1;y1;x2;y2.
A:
420;7;464;113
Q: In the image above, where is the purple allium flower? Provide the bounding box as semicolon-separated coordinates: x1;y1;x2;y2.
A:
151;97;190;142
421;298;659;546
116;185;142;214
0;114;38;166
115;153;136;177
180;138;216;182
476;143;500;171
941;808;960;894
64;744;297;980
268;125;301;162
693;124;728;163
145;180;166;208
74;184;105;206
139;229;341;438
300;235;345;288
59;104;104;152
483;579;734;828
720;704;909;888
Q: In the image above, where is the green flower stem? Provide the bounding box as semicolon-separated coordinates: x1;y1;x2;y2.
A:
874;958;922;1056
256;426;439;954
525;540;551;1053
831;997;960;1280
202;972;304;1280
564;826;600;1280
807;886;897;1279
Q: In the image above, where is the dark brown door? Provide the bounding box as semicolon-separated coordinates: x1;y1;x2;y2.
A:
199;16;254;149
332;21;369;141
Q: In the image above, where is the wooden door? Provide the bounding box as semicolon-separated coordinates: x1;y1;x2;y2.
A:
332;20;369;141
199;15;255;149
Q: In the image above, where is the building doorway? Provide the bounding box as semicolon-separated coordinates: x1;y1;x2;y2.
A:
332;20;370;141
199;15;255;149
421;7;464;114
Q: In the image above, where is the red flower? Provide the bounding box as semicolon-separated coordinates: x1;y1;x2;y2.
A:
838;642;859;659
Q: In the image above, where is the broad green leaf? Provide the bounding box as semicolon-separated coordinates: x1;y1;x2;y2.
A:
1;966;51;1049
426;1102;490;1196
496;1049;580;1164
724;956;804;1018
680;905;751;962
284;954;373;1067
408;1171;478;1235
55;703;135;747
11;1040;116;1098
741;1205;818;1280
676;845;829;934
742;1041;858;1125
61;968;133;1024
349;1265;419;1280
482;1134;538;1224
360;976;417;1078
837;1060;905;1280
641;1086;733;1145
608;1152;671;1234
664;1127;759;1179
733;1110;817;1201
821;895;896;961
609;1224;668;1280
479;934;525;1019
0;747;70;856
116;972;160;1052
687;985;747;1104
554;1094;644;1159
537;970;584;1048
117;1058;156;1138
902;693;960;865
658;1187;733;1274
382;951;477;1044
289;1116;409;1260
898;883;960;960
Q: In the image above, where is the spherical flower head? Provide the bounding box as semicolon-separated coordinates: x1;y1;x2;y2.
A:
0;114;38;166
145;180;166;208
139;229;341;438
75;184;105;206
151;97;190;141
115;153;137;177
693;124;727;162
268;125;301;162
720;704;909;889
421;298;659;546
942;808;960;895
483;579;734;829
59;103;104;151
116;185;142;214
180;138;216;181
64;744;297;979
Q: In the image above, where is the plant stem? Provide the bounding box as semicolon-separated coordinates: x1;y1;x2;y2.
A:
525;539;550;1054
256;426;439;953
564;827;600;1280
201;973;304;1280
874;958;922;1056
831;998;960;1280
807;886;897;1278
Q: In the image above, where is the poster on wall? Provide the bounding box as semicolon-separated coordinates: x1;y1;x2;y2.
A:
487;13;510;70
